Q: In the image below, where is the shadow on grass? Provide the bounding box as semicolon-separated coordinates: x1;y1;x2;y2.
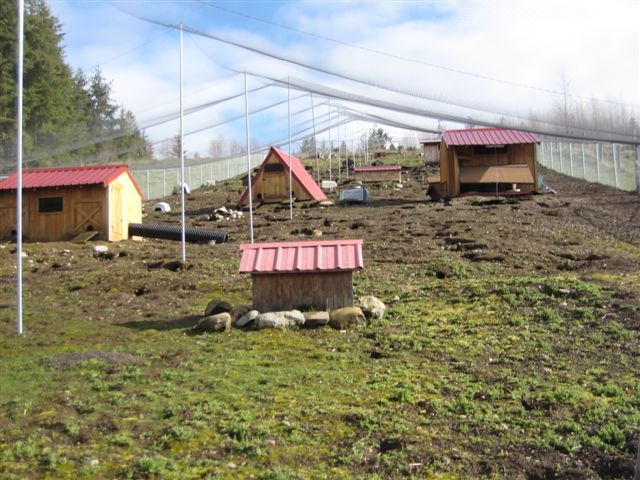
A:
119;314;201;332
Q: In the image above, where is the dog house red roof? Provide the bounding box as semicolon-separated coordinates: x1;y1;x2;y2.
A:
240;239;363;274
0;164;143;198
443;128;539;146
353;165;401;172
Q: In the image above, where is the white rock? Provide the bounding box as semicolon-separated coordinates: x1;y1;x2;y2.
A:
256;310;305;329
93;245;108;254
235;309;259;328
359;295;386;320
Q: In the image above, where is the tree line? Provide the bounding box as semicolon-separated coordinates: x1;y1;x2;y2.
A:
0;0;151;172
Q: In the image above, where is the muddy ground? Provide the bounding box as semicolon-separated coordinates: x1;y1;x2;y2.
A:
0;162;639;479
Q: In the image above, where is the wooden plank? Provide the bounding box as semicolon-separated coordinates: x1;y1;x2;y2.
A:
459;164;534;184
71;230;99;243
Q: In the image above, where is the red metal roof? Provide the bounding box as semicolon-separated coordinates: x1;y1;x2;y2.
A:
238;147;327;204
442;128;539;146
0;164;143;198
354;165;401;172
239;239;363;274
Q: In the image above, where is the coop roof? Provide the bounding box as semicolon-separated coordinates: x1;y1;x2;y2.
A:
0;164;142;198
238;147;326;204
240;239;364;274
443;128;539;146
353;165;401;172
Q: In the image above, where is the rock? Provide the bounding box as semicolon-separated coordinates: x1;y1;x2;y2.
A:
313;229;323;237
256;310;305;329
302;311;330;328
229;304;252;322
204;298;233;316
204;180;216;187
93;245;108;254
197;312;231;332
198;214;211;221
318;200;334;207
359;295;386;320
329;307;366;330
235;309;259;328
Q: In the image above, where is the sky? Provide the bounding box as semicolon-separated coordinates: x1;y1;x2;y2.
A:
48;0;640;160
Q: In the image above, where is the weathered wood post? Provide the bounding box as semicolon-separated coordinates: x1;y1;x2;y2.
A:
636;144;640;194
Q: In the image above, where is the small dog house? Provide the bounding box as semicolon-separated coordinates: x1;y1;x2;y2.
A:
353;165;402;183
421;138;441;165
428;128;539;198
239;239;364;312
238;147;326;205
0;164;143;242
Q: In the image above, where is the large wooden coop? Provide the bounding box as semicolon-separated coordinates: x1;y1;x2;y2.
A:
0;165;143;242
238;147;326;205
428;128;539;198
239;239;364;312
353;165;402;183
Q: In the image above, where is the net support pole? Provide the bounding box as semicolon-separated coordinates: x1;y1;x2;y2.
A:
328;97;332;182
288;76;293;221
16;0;24;335
179;24;186;261
244;72;254;243
310;93;319;182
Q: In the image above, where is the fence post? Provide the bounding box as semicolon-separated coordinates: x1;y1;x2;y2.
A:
163;169;166;197
540;142;546;166
188;165;192;188
612;144;619;189
569;143;574;176
595;144;601;184
146;170;150;200
636;145;640;194
550;142;555;170
559;143;564;173
581;144;586;180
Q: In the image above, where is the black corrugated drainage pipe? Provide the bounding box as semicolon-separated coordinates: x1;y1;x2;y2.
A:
128;223;228;243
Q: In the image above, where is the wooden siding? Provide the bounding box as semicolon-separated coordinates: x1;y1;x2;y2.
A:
423;144;439;165
437;140;537;197
252;271;353;312
251;151;313;203
0;171;141;242
353;170;402;183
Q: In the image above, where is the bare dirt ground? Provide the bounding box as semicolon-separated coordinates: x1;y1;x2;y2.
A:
0;162;638;479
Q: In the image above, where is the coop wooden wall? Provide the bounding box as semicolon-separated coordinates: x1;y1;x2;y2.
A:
0;185;106;241
107;173;142;241
438;142;537;197
252;151;312;202
252;271;354;312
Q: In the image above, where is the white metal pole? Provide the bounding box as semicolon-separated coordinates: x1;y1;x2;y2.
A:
550;142;554;170
244;72;254;243
581;144;586;180
612;144;619;188
310;93;319;182
179;24;186;261
559;143;564;173
595;143;601;184
288;76;293;221
16;0;24;335
569;143;574;177
328;97;332;182
337;107;341;182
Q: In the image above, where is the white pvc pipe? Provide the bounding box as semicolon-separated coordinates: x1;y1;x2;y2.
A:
179;24;186;261
244;72;254;243
288;76;293;221
16;0;24;335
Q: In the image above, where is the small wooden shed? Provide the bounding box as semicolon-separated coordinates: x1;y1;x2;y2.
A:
421;138;441;165
238;147;326;205
0;165;143;242
239;239;364;312
353;165;402;183
428;128;539;198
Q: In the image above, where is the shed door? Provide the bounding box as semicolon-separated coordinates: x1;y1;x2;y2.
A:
111;185;123;238
0;205;29;239
73;202;103;234
263;172;289;200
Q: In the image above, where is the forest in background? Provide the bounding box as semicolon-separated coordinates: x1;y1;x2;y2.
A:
0;0;151;174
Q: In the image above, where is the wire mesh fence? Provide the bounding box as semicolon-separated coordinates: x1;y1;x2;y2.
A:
130;154;263;200
538;141;638;193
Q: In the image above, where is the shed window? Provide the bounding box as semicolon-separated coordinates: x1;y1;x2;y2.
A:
473;145;508;156
264;163;284;173
38;196;63;213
